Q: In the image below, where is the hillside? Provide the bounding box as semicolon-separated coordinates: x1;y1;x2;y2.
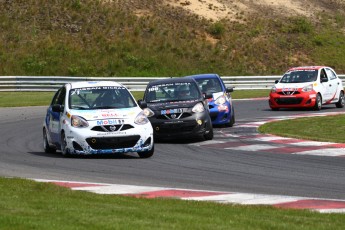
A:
1;0;345;77
167;0;345;21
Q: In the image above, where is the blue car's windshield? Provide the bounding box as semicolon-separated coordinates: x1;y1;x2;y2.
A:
69;86;136;110
145;82;200;103
280;70;318;83
194;78;222;94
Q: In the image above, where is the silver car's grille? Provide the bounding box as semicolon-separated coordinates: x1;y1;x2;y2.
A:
91;124;134;132
86;136;140;149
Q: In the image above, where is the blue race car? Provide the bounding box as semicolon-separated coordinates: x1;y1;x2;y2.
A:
185;74;235;127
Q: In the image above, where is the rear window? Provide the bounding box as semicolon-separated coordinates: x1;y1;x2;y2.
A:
194;78;222;94
145;82;200;102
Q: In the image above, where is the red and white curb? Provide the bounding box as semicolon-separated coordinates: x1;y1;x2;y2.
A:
194;133;345;157
235;111;345;128
34;179;345;214
193;112;345;157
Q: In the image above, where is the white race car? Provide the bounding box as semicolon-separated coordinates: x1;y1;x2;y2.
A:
43;81;154;158
269;66;345;110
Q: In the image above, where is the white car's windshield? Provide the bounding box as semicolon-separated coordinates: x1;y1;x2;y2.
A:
145;82;200;103
280;70;318;83
69;86;136;109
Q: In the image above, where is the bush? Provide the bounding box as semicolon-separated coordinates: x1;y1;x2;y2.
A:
208;22;225;38
281;17;313;34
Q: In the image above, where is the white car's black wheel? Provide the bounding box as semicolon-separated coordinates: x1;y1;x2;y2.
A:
43;128;56;153
314;94;322;111
138;145;154;158
60;132;70;156
336;91;344;108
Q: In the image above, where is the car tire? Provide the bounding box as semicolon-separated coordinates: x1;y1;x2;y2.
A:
204;126;214;140
314;94;322;111
229;108;235;127
271;107;279;111
336;91;344;108
138;145;154;158
60;131;70;157
43;128;56;153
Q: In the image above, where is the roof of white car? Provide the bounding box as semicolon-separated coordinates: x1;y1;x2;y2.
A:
68;81;124;89
288;66;326;71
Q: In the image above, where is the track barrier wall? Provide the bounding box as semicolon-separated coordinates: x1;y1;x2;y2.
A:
0;75;344;92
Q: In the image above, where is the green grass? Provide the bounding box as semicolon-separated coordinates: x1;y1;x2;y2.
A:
231;89;269;99
0;177;344;230
259;114;345;143
0;92;54;107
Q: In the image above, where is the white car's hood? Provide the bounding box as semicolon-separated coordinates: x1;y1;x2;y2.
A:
70;107;141;121
275;82;312;89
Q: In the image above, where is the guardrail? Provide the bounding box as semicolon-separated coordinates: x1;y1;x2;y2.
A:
0;75;344;92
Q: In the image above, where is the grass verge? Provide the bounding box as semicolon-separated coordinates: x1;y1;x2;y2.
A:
258;114;345;143
0;177;344;230
0;92;55;107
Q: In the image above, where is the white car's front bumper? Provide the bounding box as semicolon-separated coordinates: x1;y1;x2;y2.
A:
64;122;154;155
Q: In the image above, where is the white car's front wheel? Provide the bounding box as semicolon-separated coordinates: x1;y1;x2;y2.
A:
138;145;154;158
60;131;70;156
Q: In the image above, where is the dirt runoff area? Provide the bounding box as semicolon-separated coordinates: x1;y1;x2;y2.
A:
165;0;345;21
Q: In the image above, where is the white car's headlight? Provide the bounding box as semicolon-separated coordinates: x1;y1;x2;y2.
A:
215;95;226;105
135;111;150;125
71;115;89;128
192;102;205;113
271;86;277;93
142;108;154;117
302;84;313;92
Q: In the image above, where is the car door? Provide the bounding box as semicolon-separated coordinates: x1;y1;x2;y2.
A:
48;87;66;145
324;68;339;102
319;68;333;102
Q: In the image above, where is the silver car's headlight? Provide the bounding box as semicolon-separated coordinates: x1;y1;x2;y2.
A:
135;111;150;125
192;102;205;113
142;108;154;117
215;95;226;105
71;116;89;128
302;84;313;92
271;86;277;93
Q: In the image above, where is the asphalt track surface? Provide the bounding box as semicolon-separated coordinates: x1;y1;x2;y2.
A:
1;99;345;200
